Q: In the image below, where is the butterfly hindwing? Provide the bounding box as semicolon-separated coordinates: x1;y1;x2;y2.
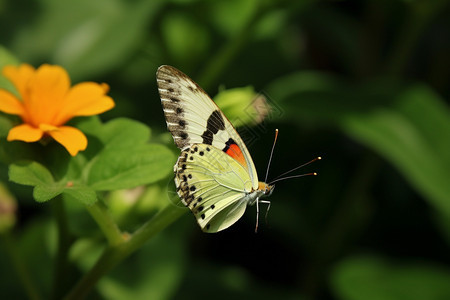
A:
157;65;258;188
175;143;252;232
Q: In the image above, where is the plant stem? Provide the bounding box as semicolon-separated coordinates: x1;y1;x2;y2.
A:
85;201;124;246
64;204;186;300
1;232;42;300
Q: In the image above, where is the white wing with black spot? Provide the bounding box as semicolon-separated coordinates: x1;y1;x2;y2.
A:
174;144;253;232
157;65;258;188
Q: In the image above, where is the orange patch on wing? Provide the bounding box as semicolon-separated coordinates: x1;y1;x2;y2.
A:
225;143;247;168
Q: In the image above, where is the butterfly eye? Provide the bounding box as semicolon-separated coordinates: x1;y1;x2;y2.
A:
265;185;275;196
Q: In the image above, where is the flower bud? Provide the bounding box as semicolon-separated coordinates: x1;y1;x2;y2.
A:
214;86;269;127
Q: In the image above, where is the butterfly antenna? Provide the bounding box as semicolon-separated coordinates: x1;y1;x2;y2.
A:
264;129;279;183
269;172;317;185
269;156;321;184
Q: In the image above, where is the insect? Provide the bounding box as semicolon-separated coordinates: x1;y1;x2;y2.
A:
157;65;318;233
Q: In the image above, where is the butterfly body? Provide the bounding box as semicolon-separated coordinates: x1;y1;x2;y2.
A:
157;65;273;232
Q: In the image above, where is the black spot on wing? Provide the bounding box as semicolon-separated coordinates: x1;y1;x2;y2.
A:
159;88;189;148
222;138;237;153
201;110;225;145
180;132;188;140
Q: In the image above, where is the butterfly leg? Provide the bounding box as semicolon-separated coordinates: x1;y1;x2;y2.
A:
255;198;260;233
255;199;271;233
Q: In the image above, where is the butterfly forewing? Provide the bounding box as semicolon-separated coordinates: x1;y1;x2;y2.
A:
157;65;258;188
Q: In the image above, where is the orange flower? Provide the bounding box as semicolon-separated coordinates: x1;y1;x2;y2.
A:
0;64;114;156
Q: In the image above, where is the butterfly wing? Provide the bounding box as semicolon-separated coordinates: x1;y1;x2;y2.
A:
157;65;258;188
175;144;253;232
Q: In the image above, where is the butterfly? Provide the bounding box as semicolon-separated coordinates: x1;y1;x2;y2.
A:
157;65;275;233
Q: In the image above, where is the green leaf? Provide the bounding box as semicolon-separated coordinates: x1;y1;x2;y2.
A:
395;86;450;165
33;180;97;205
79;117;173;191
265;71;397;126
75;117;152;161
99;118;151;149
87;144;175;191
80;118;151;149
267;73;450;216
9;161;63;202
9;161;55;186
341;85;450;216
62;184;97;205
33;184;65;202
8;160;97;203
331;255;450;300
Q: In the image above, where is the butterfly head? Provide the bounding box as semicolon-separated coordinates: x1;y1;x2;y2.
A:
258;182;275;198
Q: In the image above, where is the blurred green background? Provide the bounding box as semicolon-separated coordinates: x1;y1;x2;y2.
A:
1;0;450;299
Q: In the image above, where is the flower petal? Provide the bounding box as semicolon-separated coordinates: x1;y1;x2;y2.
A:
46;126;87;156
2;64;35;99
0;90;25;115
54;82;114;125
26;64;71;126
7;124;43;142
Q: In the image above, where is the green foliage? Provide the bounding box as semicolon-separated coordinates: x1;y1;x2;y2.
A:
267;74;450;216
9;161;66;202
11;0;165;80
0;47;19;95
331;256;450;300
214;86;261;127
7;118;174;204
0;0;449;299
342;86;450;216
